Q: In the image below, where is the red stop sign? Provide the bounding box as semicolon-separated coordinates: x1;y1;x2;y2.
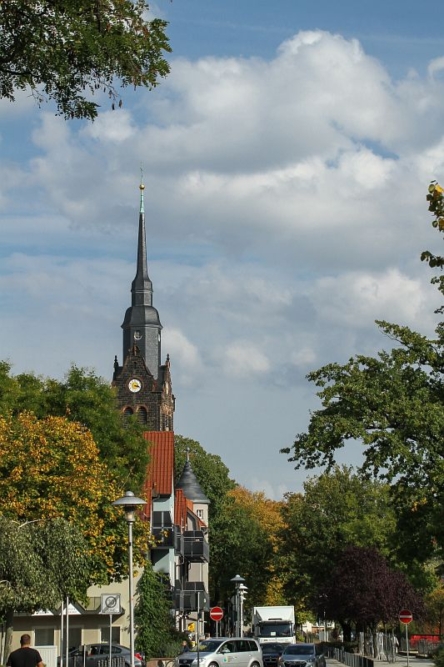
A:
210;606;224;621
399;609;413;624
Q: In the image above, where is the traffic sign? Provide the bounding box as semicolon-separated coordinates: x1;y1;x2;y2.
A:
399;609;413;624
210;606;224;622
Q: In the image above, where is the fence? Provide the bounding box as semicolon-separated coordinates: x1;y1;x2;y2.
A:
332;647;374;667
416;641;440;657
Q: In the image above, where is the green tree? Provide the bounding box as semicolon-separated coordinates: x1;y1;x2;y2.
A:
278;467;398;620
174;435;236;523
210;487;275;609
135;563;182;658
282;183;444;566
0;517;91;664
0;0;171;120
0;363;149;491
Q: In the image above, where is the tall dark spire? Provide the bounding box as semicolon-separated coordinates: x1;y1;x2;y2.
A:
121;182;162;378
131;183;153;307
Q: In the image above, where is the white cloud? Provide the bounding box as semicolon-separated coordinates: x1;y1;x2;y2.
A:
223;342;270;376
3;27;444;496
162;328;205;386
312;268;437;332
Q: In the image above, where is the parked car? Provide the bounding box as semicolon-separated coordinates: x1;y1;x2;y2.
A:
175;637;263;667
278;644;325;667
57;644;144;667
261;643;288;667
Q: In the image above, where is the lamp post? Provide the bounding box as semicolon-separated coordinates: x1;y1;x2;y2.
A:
230;575;246;637
113;491;146;667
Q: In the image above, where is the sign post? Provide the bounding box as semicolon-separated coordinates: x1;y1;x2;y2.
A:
210;607;224;638
100;594;122;667
399;609;413;667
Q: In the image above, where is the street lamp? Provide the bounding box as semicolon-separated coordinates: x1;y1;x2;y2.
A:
230;575;246;637
113;491;146;667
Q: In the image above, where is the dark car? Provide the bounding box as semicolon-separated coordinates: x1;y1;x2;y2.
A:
261;643;288;667
57;644;144;667
278;644;325;667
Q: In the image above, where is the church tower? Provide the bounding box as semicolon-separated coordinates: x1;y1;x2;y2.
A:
112;183;175;430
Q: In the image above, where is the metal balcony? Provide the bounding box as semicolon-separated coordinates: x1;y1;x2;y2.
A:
183;530;209;562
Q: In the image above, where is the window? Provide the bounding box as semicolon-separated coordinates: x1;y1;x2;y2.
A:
137;407;148;424
196;509;204;519
35;629;54;646
100;627;121;644
123;407;133;417
68;628;82;650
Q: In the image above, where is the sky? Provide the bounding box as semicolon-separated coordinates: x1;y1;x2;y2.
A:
2;1;444;499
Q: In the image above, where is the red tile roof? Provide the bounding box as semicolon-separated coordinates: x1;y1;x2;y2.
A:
174;488;188;528
143;431;175;510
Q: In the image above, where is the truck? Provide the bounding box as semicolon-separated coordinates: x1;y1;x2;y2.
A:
252;606;296;645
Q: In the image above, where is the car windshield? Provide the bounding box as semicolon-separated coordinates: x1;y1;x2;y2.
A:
284;646;314;656
260;624;292;638
262;645;283;654
197;641;224;653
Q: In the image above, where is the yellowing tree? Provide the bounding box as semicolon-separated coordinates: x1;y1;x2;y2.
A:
0;411;148;582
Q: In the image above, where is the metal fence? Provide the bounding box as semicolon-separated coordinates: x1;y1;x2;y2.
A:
69;657;126;667
416;641;440;657
333;647;374;667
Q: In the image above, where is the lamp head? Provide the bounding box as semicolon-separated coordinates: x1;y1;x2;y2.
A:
113;490;146;523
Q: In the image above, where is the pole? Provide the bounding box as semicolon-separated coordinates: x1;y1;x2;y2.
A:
60;599;64;667
239;591;244;638
65;596;69;667
128;520;135;667
236;587;240;637
406;624;409;667
109;613;112;667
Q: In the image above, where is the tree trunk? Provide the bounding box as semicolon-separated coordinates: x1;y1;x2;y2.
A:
2;608;14;665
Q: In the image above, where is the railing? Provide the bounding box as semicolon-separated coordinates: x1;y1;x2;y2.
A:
333;648;373;667
183;531;209;562
68;656;125;667
416;641;440;657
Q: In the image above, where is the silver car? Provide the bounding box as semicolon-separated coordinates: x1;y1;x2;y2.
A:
278;644;325;667
57;644;145;667
176;638;263;667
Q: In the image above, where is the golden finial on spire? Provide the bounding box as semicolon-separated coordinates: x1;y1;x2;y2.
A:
139;165;145;213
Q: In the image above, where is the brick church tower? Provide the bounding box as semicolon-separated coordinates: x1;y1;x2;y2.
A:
112;183;175;430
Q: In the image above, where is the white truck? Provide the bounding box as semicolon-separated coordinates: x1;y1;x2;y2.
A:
252;606;296;645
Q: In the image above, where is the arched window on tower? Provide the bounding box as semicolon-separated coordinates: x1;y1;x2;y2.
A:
137;407;148;424
123;407;133;418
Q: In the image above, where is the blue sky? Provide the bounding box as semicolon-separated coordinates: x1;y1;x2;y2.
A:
2;0;444;498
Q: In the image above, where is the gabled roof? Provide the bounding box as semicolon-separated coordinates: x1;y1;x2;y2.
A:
143;431;174;508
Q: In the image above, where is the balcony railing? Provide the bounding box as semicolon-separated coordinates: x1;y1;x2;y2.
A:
183;530;209;562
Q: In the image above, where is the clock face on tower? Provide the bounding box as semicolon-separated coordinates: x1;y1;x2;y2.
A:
128;378;142;393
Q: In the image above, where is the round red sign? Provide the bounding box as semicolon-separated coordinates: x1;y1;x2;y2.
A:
399;609;413;624
210;606;224;621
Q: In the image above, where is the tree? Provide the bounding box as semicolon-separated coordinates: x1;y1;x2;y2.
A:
0;517;91;664
174;435;236;523
282;183;444;565
209;487;279;609
278;467;398;622
323;546;424;642
0;0;171;120
0;363;150;492
135;563;183;659
0;411;148;583
424;584;444;639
